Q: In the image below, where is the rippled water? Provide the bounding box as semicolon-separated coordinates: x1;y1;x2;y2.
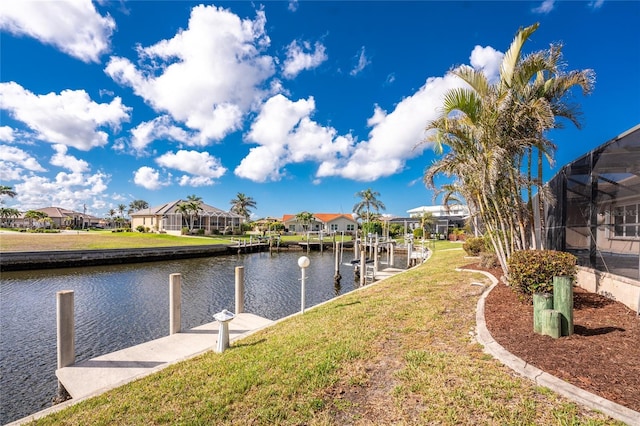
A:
0;249;406;424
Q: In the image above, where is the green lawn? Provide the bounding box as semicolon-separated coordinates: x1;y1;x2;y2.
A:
26;247;619;425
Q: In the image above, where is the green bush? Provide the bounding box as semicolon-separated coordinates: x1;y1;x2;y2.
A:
462;237;485;256
412;228;423;239
479;252;499;268
136;225;146;233
507;250;577;296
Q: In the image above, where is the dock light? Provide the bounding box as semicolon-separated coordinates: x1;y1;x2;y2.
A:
213;309;235;353
298;256;310;313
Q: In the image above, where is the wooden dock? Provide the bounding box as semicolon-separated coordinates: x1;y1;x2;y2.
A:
56;313;273;400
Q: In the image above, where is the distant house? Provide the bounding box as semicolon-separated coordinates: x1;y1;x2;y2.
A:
130;199;243;235
405;205;471;235
281;213;357;235
16;207;103;229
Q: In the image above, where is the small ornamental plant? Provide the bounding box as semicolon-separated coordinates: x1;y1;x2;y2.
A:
507;250;577;298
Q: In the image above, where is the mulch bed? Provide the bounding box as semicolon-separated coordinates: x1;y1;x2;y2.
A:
472;263;640;413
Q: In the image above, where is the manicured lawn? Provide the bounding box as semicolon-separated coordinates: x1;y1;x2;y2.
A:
0;231;236;252
27;247;618;425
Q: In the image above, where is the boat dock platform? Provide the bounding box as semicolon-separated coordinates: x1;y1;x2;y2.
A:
56;313;273;400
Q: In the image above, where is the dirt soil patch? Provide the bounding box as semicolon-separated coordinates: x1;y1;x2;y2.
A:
474;263;640;413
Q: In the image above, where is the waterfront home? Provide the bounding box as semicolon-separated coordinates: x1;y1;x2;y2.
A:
15;206;104;229
130;199;244;235
281;213;357;235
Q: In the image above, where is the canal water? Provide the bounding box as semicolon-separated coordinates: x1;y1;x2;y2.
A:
0;249;407;424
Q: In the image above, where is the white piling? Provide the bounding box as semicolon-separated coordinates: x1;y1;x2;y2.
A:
235;266;245;314
169;273;181;335
56;290;75;369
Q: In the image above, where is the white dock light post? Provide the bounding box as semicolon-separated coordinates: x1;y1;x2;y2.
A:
298;256;310;313
213;309;235;353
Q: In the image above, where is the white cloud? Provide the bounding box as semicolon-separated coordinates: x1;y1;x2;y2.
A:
156;150;227;179
533;0;555;14
0;0;115;63
588;0;605;9
235;94;354;182
50;144;90;173
130;116;199;152
288;1;299;12
13;171;110;212
0;126;14;142
133;166;166;190
105;5;275;144
0;144;47;182
469;45;503;82
282;40;328;79
350;46;370;76
178;175;214;187
0;82;131;151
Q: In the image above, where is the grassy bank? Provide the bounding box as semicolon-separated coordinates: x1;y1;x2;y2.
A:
0;231;236;252
26;247;619;425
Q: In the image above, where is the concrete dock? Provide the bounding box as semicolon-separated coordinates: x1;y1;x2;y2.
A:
56;313;273;400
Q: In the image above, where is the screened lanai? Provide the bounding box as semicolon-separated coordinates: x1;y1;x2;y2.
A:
544;124;640;280
130;200;244;235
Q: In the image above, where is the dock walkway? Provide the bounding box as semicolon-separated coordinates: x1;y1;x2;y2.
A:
56;313;273;400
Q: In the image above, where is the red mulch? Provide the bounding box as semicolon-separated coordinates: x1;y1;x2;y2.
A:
471;263;640;413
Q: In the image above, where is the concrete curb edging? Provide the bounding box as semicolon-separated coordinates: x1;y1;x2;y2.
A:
459;268;640;426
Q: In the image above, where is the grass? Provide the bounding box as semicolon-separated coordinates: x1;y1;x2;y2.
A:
23;245;621;425
0;231;237;251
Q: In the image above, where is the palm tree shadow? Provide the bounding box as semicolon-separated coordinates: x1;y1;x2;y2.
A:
574;324;625;336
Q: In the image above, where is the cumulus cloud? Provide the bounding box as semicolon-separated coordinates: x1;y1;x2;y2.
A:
13;171;110;212
155;149;227;180
350;46;371;76
105;5;275;144
50;144;90;173
0;144;47;181
130;116;200;152
133;166;167;190
469;45;503;82
0;82;131;150
533;0;555;14
235;94;354;182
282;40;328;79
233;46;504;182
0;0;115;63
0;126;15;142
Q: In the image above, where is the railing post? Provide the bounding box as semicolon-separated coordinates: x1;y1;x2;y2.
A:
235;266;245;314
57;290;75;369
170;273;181;335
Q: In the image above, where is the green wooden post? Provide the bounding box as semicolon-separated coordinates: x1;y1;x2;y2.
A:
553;276;574;336
540;309;561;339
533;292;554;334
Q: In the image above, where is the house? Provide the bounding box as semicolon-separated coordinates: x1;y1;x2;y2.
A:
405;205;471;235
16;206;104;229
281;213;357;235
130;199;243;235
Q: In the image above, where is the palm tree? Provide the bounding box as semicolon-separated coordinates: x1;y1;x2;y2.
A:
107;209;116;228
421;23;594;274
24;210;47;229
230;193;257;221
353;188;386;225
128;200;149;215
117;204;127;218
176;198;203;232
0;207;20;227
0;186;17;198
295;211;314;233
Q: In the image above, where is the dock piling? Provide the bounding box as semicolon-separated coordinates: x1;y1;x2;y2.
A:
170;274;181;335
235;266;245;314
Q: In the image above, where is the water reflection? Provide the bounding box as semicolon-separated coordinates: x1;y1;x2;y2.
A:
0;250;406;424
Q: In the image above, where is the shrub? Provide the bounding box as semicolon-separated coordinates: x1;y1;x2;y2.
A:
507;250;577;297
136;225;146;233
412;228;423;239
196;228;205;235
181;227;189;235
479;252;499;268
462;237;485;256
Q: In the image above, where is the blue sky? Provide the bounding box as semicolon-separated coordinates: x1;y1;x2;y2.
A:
1;1;639;220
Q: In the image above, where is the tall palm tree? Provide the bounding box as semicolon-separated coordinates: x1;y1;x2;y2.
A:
107;208;116;228
422;23;594;273
117;204;127;218
230;193;257;221
176;198;203;231
353;188;386;225
0;207;20;227
0;186;17;198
